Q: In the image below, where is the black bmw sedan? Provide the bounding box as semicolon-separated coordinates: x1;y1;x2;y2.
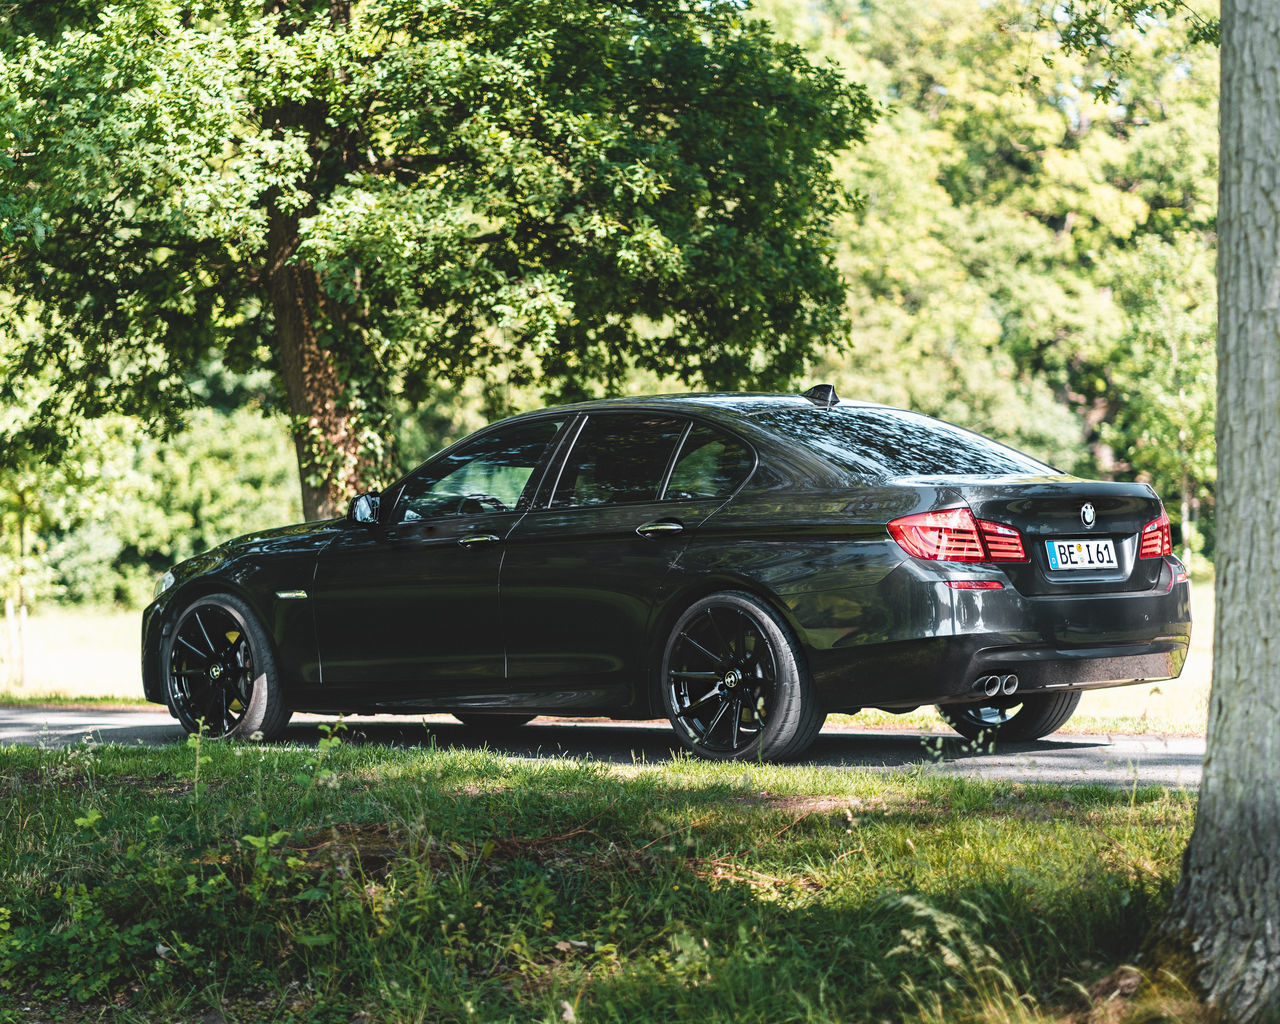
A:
141;386;1191;761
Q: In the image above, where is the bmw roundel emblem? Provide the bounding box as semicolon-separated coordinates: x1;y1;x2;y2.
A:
1081;503;1097;528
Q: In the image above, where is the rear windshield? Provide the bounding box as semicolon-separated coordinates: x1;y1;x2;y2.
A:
752;405;1057;479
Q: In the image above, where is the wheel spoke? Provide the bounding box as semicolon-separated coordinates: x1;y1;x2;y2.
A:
670;670;720;681
195;683;223;723
729;698;742;749
703;695;733;739
192;612;217;658
678;632;723;667
218;630;244;661
224;676;249;706
705;608;733;660
177;634;211;660
740;621;762;666
675;686;724;718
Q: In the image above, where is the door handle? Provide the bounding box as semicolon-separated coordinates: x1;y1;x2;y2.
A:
458;533;501;549
636;519;685;539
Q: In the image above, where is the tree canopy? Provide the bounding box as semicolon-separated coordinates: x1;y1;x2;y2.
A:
764;0;1218;558
0;0;1222;603
0;0;875;519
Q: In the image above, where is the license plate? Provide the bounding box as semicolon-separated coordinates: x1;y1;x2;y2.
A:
1045;538;1118;571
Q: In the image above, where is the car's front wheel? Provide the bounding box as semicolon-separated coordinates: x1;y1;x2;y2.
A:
162;592;291;739
937;691;1081;742
661;591;824;762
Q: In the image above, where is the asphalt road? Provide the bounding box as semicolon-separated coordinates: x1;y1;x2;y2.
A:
0;705;1203;787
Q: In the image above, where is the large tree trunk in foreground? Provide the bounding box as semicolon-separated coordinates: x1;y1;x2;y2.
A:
1149;3;1280;1020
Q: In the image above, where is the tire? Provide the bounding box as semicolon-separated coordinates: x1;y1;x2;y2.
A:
660;591;825;762
453;713;536;729
937;691;1081;743
161;592;291;740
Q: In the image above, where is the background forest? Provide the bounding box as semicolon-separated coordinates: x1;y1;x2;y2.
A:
0;0;1218;610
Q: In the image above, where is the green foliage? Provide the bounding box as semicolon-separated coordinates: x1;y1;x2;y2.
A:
0;741;1197;1021
763;0;1218;533
1;406;299;608
0;0;1222;579
1029;1;1219;101
1098;234;1216;562
0;0;875;507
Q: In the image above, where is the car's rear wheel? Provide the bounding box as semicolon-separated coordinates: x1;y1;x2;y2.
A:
661;591;824;762
937;691;1081;742
453;713;536;729
162;593;290;740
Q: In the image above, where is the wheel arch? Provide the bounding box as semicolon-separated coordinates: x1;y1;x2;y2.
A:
640;572;813;718
148;577;289;704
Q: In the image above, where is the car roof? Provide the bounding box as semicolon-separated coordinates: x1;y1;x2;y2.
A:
528;391;890;421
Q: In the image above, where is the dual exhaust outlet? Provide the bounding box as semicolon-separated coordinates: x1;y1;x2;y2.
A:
972;674;1019;698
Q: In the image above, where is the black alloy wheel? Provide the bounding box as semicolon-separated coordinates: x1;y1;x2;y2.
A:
937;691;1081;743
661;591;824;762
163;593;290;739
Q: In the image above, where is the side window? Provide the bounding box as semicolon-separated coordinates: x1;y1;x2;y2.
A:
551;413;685;508
664;424;755;500
394;418;564;523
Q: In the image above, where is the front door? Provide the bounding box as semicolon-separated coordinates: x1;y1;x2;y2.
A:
311;415;566;706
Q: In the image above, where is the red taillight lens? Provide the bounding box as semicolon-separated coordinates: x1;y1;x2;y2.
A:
978;519;1027;561
888;509;1027;563
888;508;986;561
945;580;1004;590
1139;510;1173;558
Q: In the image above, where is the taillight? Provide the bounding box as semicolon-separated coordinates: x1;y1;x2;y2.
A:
978;519;1027;561
1139;510;1172;558
888;509;1027;563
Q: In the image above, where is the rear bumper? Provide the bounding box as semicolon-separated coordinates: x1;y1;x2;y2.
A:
811;634;1187;712
804;559;1192;712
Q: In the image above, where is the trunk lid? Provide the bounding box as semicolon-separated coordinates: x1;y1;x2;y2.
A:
954;477;1167;596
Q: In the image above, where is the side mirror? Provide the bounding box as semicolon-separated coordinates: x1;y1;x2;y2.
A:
348;492;381;525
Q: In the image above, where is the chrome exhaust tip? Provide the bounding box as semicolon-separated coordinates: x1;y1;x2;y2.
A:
1000;674;1019;696
972;675;1001;698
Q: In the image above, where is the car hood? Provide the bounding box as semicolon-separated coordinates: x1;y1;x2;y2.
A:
163;518;345;589
216;518;346;558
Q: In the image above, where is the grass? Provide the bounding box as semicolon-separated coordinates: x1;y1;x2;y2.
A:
0;606;142;701
2;583;1214;736
0;732;1208;1024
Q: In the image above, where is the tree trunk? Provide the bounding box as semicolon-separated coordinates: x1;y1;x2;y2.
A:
266;204;363;522
1148;3;1280;1020
260;0;373;523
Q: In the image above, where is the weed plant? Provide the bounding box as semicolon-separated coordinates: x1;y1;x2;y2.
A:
0;726;1196;1023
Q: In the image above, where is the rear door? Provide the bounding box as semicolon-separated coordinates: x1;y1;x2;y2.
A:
498;413;755;707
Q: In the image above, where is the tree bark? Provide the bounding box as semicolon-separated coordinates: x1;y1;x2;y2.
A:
266;207;361;522
257;0;375;522
1149;3;1280;1020
260;0;371;522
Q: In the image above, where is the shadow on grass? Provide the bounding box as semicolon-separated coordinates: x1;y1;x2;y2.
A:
0;708;1205;789
0;739;1195;1023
